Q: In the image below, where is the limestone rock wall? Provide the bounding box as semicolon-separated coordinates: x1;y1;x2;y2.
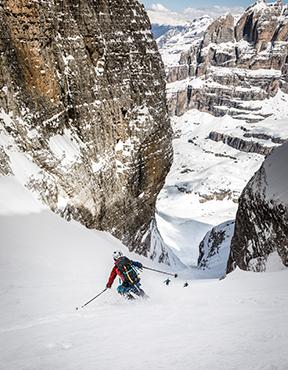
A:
208;131;274;156
167;1;288;121
0;0;173;261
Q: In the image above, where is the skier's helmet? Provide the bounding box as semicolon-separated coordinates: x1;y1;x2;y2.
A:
113;250;123;260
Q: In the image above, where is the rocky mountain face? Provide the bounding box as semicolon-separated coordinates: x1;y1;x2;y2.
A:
157;16;212;84
227;142;288;272
164;1;288;123
208;131;274;156
0;0;175;263
198;220;235;276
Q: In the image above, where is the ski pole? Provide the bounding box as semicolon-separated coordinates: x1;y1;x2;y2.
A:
142;266;178;278
75;288;107;310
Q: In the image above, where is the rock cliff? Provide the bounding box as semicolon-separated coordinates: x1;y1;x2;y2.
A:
165;1;288;122
227;141;288;272
198;220;235;277
158;16;212;84
0;0;174;262
208;131;273;156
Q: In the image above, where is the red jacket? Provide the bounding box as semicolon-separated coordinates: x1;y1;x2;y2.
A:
106;264;124;288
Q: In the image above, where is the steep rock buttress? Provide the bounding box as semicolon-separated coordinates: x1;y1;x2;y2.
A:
0;0;173;262
227;142;288;272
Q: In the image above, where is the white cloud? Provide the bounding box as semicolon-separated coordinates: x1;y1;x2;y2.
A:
147;3;244;26
183;5;244;19
147;6;189;26
151;3;170;12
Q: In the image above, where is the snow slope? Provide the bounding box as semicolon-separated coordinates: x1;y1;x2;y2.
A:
1;177;288;370
156;109;265;265
155;210;212;266
0;177;45;215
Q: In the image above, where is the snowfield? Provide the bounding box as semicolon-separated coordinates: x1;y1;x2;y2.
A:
1;177;288;370
156;109;265;264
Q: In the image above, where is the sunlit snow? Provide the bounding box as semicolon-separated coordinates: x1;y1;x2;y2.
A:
0;177;287;370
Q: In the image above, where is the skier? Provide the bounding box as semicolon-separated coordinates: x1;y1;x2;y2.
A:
106;251;147;299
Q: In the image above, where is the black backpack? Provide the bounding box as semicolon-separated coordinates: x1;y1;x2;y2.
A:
115;257;140;285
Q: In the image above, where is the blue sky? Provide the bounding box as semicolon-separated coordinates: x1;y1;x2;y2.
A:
142;0;254;11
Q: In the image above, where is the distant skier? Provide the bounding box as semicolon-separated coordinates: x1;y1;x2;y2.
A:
106;251;147;299
164;278;171;286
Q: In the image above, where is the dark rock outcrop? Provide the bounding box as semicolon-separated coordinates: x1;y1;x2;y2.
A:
243;132;286;144
0;147;12;175
208;131;274;156
198;220;235;276
0;0;173;261
227;142;288;272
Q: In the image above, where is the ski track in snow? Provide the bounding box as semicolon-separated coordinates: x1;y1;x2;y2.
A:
0;178;288;370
